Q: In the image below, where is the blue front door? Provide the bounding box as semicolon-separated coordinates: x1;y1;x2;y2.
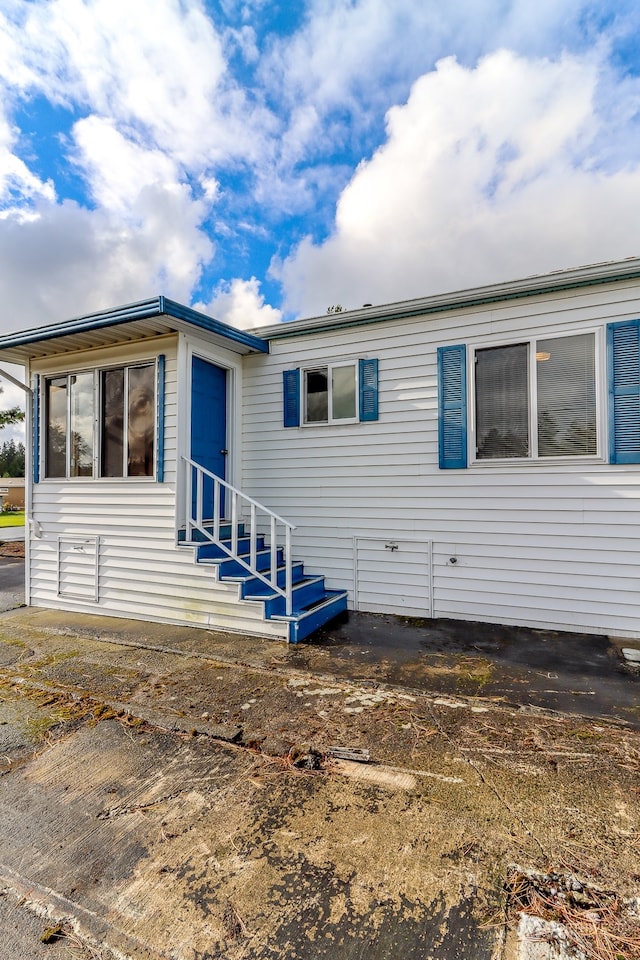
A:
190;357;227;519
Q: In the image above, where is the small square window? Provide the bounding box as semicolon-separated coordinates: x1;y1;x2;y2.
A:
303;363;358;424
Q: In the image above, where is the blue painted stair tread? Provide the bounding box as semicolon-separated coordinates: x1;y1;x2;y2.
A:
181;525;347;642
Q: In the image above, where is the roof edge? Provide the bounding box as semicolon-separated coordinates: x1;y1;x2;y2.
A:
0;296;269;356
260;258;640;340
160;297;269;353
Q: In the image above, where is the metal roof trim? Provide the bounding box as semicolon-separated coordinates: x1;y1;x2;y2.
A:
160;297;269;353
0;296;269;358
259;258;640;340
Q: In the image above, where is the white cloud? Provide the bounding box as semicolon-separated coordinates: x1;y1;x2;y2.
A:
72;116;184;213
259;0;608;163
1;0;639;340
5;0;265;167
276;49;640;316
0;109;56;219
199;277;282;329
0;0;252;332
0;187;212;334
0;98;216;333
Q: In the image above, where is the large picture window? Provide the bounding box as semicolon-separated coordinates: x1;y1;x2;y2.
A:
437;332;601;468
474;333;597;460
44;362;156;479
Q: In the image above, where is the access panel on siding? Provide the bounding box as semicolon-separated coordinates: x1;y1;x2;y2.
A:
57;536;99;601
354;538;432;616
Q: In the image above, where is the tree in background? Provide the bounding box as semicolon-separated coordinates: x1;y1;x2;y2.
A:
0;384;25;477
0;439;25;477
0;385;25;432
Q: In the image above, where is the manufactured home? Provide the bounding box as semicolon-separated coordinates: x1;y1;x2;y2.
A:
2;258;640;642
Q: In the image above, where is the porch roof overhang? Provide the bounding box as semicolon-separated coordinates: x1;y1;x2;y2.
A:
0;296;269;365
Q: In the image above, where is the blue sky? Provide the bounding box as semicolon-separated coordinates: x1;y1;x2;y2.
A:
1;0;640;431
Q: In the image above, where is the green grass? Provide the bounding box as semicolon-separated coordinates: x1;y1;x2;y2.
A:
0;511;25;527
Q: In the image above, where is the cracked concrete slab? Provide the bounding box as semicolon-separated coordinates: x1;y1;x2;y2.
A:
0;608;638;959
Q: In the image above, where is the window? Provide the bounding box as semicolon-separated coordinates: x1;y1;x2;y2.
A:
45;373;94;478
475;334;596;460
438;332;599;468
304;363;358;424
101;364;155;477
475;343;529;458
44;361;157;479
283;359;379;427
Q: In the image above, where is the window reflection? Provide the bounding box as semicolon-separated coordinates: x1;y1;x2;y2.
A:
70;373;94;477
128;365;155;477
101;369;124;477
305;368;329;422
332;366;356;419
45;377;67;478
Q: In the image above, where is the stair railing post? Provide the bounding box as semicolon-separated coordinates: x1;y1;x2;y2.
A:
213;479;220;542
196;467;203;529
250;503;257;570
185;460;193;539
285;525;292;616
270;517;277;589
231;493;238;554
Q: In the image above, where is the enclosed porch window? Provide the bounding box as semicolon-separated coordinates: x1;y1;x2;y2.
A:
44;362;156;479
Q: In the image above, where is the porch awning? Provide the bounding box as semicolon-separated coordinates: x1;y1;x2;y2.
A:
0;296;269;364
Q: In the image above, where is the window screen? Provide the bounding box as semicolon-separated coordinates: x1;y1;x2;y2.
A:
476;343;529;458
536;334;596;456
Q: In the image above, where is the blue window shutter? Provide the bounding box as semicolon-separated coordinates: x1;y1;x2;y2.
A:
608;320;640;463
156;354;166;481
359;358;379;422
32;374;40;483
283;369;300;427
437;344;467;469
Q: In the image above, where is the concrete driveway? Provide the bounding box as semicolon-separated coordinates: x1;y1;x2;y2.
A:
0;555;24;612
0;525;25;541
0;604;638;960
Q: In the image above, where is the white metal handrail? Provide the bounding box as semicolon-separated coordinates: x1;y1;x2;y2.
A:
182;456;296;616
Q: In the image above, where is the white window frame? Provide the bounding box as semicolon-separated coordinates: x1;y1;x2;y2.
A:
302;361;359;425
43;370;96;481
43;358;158;481
98;361;157;480
469;327;606;465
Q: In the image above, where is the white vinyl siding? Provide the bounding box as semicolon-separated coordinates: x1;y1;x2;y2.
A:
355;538;432;616
242;277;640;639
